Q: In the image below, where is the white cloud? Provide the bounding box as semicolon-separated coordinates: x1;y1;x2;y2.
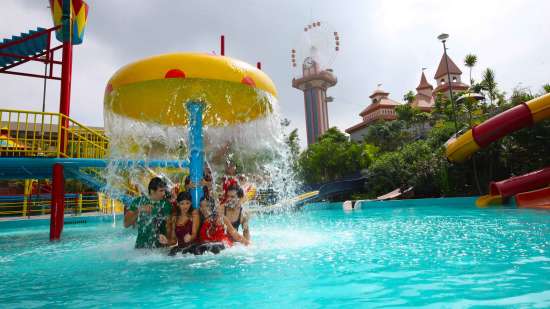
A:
1;0;548;148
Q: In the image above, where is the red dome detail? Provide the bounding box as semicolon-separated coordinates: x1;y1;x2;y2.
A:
105;83;113;94
241;76;256;87
165;69;186;78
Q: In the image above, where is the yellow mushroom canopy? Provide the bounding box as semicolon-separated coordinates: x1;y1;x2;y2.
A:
104;52;278;126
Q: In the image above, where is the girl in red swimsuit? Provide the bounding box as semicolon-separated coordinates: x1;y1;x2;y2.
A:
200;212;233;247
194;205;250;255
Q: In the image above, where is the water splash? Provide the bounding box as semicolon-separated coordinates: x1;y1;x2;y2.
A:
102;91;299;207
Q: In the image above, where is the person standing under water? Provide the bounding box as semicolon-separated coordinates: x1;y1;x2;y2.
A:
124;177;172;249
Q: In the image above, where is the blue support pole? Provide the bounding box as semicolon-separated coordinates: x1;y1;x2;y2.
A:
186;101;205;209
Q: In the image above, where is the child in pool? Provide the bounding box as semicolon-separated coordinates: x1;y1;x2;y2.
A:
193;201;249;255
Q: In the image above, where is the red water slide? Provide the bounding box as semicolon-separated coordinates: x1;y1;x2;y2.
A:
473;103;534;148
516;187;550;210
489;167;550;198
446;94;550;208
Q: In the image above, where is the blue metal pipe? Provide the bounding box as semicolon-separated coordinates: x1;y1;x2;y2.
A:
186;101;205;209
0;158;190;180
110;159;190;169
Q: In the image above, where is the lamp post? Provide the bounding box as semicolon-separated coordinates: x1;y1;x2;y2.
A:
437;33;458;132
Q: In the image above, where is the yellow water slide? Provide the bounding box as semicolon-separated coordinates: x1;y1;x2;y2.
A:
446;93;550;163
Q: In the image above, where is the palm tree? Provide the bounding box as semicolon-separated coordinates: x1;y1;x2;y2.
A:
464;54;477;86
482;68;497;105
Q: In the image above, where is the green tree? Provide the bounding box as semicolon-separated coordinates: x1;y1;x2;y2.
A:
510;86;534;106
481;68;498;105
543;83;550;94
286;128;301;173
298;128;371;184
318;127;349;144
411;111;432;137
395;104;415;123
403;90;416;104
367;141;440;197
433;93;457;124
286;129;300;158
426;120;456;149
464;54;477;85
363;120;411;152
414;111;432;123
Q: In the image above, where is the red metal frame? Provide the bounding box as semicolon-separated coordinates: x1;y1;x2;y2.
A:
59;39;72;153
0;25;73;154
0;26;63;80
50;163;65;241
1;22;75;241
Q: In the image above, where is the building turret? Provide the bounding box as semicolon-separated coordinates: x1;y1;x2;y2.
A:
412;71;435;112
433;53;468;97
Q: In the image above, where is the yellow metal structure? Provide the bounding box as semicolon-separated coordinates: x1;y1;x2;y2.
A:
0;108;108;158
97;192;124;214
77;193;83;214
0;110;126;218
0;193;104;217
22;179;34;216
104;52;278;127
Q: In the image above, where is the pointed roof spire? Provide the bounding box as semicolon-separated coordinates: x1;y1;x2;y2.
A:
369;88;389;99
434;53;462;79
416;71;433;90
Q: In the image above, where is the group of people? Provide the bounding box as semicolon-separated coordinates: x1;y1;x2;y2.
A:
124;166;251;255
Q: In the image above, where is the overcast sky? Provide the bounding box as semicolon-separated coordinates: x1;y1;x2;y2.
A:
1;0;549;147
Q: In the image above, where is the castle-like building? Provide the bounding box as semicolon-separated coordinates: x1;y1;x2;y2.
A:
346;52;469;142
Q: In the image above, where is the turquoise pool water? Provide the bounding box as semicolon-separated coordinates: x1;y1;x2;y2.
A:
1;200;549;307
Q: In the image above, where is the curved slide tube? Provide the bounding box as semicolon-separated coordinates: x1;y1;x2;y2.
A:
446;93;550;163
476;167;550;207
488;167;550;198
444;93;550;208
516;187;550;210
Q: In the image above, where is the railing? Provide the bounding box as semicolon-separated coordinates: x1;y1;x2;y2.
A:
0;192;124;218
97;192;125;214
0;193;100;217
0;108;108;158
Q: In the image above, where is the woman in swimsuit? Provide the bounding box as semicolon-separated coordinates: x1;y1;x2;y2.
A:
165;192;200;256
221;184;250;243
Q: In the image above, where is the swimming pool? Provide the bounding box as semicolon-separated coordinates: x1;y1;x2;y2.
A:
1;199;549;307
